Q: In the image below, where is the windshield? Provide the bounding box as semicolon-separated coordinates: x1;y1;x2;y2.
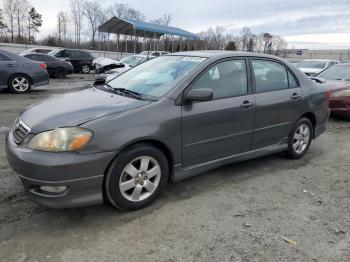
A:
317;65;350;80
120;56;144;67
107;56;206;98
297;61;327;69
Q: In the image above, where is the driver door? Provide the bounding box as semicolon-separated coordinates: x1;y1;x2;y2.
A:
181;58;255;167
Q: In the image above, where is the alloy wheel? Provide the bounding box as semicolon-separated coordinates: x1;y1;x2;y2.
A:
119;156;161;202
81;65;90;73
12;77;29;92
293;123;310;154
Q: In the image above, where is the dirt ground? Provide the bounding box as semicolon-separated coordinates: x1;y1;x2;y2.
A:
0;75;349;262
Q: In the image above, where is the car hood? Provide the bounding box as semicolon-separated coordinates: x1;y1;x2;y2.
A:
298;68;322;74
20;87;151;133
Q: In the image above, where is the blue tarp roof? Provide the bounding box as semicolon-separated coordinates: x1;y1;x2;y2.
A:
98;17;197;39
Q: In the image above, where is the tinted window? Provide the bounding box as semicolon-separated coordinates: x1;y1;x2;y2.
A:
288;71;298;88
70;50;81;59
252;60;288;93
0;53;13;62
54;50;69;58
191;60;248;99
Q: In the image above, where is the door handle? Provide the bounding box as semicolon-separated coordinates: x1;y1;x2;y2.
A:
7;64;15;67
290;93;301;100
240;100;254;108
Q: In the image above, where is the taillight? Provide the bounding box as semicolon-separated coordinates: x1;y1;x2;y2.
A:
39;63;47;71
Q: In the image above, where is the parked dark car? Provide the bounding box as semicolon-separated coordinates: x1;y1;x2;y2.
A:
48;49;94;74
23;53;74;78
0;50;49;93
6;51;329;210
315;63;350;119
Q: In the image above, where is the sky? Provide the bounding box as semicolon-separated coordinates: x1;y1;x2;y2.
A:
29;0;350;50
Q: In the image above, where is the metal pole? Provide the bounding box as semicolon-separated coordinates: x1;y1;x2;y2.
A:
125;35;128;54
171;36;174;53
107;33;110;58
133;30;136;54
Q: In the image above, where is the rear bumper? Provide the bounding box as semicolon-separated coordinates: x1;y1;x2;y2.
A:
30;72;49;86
6;132;117;208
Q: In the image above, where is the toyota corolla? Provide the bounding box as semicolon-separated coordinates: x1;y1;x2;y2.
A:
6;51;330;210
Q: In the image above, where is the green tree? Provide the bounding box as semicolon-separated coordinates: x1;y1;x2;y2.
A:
28;7;42;43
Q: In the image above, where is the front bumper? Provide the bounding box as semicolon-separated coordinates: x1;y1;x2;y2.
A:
329;96;350;118
6;132;116;208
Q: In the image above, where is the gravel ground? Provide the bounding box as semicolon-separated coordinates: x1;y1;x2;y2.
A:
0;75;349;262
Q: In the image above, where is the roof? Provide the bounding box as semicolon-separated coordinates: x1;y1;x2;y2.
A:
98;17;197;39
169;50;286;59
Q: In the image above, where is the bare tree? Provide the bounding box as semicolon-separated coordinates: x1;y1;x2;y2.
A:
240;27;253;51
70;0;85;46
84;1;102;48
57;11;69;45
3;0;16;42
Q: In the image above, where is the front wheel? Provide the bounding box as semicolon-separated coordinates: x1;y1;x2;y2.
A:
105;144;169;211
284;118;313;159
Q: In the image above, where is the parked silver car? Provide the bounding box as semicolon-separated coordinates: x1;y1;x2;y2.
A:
297;59;340;76
6;51;330;210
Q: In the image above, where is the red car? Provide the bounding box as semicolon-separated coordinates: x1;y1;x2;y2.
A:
316;63;350;119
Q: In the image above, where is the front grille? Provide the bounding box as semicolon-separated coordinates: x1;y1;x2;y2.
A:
12;118;31;144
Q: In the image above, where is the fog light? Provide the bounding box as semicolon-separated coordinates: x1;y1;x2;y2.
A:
39;186;67;193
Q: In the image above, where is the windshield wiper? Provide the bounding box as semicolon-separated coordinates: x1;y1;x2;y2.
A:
113;88;142;99
104;84;142;99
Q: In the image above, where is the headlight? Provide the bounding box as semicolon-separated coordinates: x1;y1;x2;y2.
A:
28;127;93;152
331;89;350;97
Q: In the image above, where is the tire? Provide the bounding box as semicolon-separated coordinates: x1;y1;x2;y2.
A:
284;118;313;159
55;68;67;78
105;144;169;211
80;64;90;74
8;74;31;94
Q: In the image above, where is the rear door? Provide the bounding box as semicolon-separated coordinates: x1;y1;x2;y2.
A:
181;58;255;167
0;52;17;88
250;58;303;149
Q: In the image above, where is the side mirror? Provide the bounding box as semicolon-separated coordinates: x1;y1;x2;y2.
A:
185;88;213;102
94;78;106;86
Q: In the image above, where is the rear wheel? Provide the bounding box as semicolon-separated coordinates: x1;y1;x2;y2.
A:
284;118;313;159
105;144;169;211
8;75;31;94
55;68;67;78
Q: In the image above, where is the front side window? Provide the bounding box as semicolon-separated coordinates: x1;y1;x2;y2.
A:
252;60;288;93
108;56;206;98
191;60;248;99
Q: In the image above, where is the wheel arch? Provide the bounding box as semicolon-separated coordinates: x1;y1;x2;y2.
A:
103;139;174;182
300;112;316;137
7;73;33;87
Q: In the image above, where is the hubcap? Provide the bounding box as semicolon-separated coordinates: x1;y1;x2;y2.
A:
293;123;310;154
12;77;29;92
119;156;161;202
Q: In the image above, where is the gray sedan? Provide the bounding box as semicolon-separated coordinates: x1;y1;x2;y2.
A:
0;50;49;93
6;51;330;210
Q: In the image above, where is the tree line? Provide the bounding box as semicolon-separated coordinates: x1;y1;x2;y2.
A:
0;0;288;55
